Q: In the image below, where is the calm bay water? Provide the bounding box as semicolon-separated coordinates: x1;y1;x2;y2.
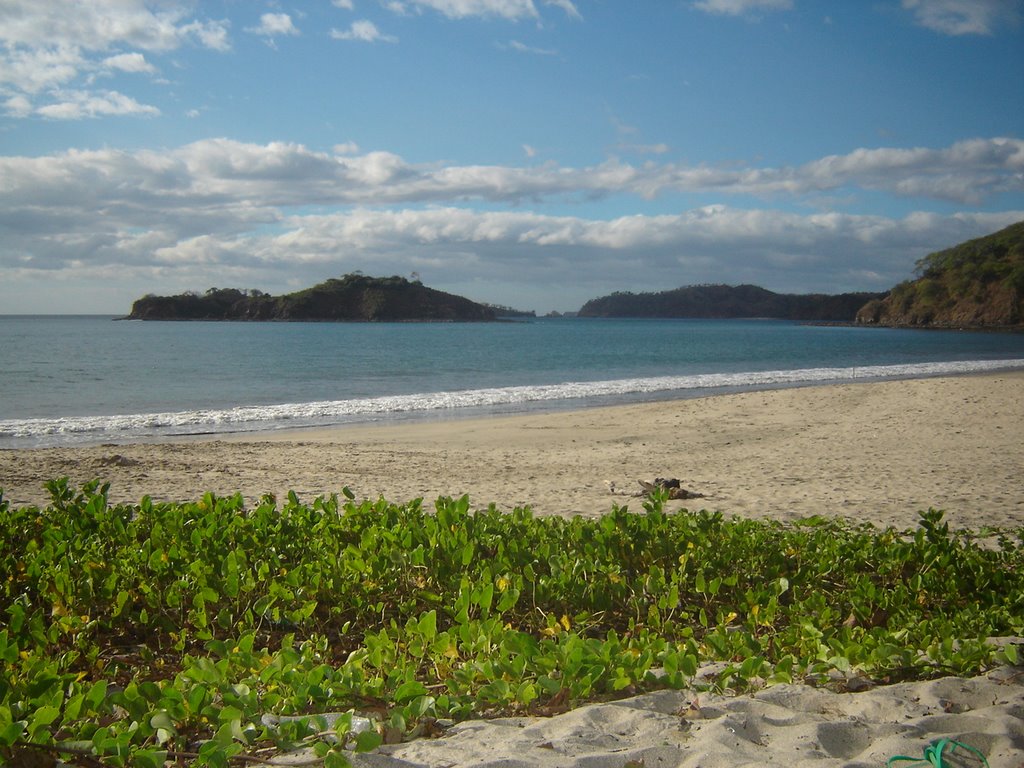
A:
1;315;1023;448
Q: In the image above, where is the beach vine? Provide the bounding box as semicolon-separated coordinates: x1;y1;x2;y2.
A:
1;479;1021;766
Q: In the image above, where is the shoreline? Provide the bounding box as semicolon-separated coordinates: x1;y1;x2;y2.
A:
3;358;1022;451
2;371;1022;530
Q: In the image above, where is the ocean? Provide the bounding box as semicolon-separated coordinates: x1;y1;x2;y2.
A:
1;315;1022;449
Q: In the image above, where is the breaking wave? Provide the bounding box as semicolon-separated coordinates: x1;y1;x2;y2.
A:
2;358;1022;448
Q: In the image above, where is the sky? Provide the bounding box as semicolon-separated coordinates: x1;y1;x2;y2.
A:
1;0;1022;315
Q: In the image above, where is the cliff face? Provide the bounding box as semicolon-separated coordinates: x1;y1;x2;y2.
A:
578;284;882;321
856;221;1024;329
127;275;497;322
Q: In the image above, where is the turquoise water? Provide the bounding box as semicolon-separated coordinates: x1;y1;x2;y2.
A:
1;315;1022;447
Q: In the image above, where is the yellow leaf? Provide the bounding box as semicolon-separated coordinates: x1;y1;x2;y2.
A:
559;614;571;631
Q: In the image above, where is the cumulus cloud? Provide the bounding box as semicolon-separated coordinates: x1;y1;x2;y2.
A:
330;20;398;42
902;0;1021;35
1;136;1020;210
245;13;300;38
101;52;156;74
0;1;229;120
691;0;794;17
0;0;229;51
1;136;1021;310
34;89;160;119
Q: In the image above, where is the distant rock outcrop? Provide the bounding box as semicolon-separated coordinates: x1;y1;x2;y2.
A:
127;275;498;322
578;284;882;321
856;221;1024;329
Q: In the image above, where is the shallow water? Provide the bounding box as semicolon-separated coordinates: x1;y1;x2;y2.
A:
2;315;1022;447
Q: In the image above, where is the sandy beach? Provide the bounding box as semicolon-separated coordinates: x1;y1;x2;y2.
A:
3;372;1024;767
3;372;1023;532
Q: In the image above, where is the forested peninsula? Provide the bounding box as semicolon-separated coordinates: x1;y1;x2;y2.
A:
856;220;1024;329
580;221;1024;329
126;274;499;322
578;285;881;321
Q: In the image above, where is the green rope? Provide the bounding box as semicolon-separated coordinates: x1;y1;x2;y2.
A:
886;738;990;768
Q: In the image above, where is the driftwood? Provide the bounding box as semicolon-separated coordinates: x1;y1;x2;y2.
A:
636;478;704;500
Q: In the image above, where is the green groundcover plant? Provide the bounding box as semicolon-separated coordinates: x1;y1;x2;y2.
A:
1;479;1021;766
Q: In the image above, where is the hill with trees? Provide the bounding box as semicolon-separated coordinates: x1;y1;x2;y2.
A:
126;274;499;322
856;221;1024;329
578;284;882;321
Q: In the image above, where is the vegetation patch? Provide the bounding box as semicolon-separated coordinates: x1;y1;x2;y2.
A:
2;480;1022;766
126;274;501;322
857;219;1024;328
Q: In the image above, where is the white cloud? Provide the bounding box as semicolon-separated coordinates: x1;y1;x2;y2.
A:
404;0;538;20
34;89;160;119
0;1;229;120
386;0;578;20
0;1;230;51
691;0;794;17
616;143;670;155
507;39;558;55
0;44;85;94
245;13;300;38
332;0;356;8
2;136;1019;213
180;19;231;52
901;0;1021;35
545;0;582;20
102;52;156;74
4;94;32;117
330;20;398;42
0;137;1020;307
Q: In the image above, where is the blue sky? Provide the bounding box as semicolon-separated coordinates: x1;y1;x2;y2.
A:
1;0;1022;314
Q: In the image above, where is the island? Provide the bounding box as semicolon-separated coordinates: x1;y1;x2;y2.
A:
126;274;502;322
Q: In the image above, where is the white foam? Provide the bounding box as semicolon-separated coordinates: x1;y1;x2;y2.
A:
2;359;1022;448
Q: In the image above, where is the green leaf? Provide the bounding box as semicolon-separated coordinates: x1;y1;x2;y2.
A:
0;707;25;747
132;748;169;768
394;681;428;703
418;610;437;640
354;729;383;752
325;748;353;768
28;705;61;739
